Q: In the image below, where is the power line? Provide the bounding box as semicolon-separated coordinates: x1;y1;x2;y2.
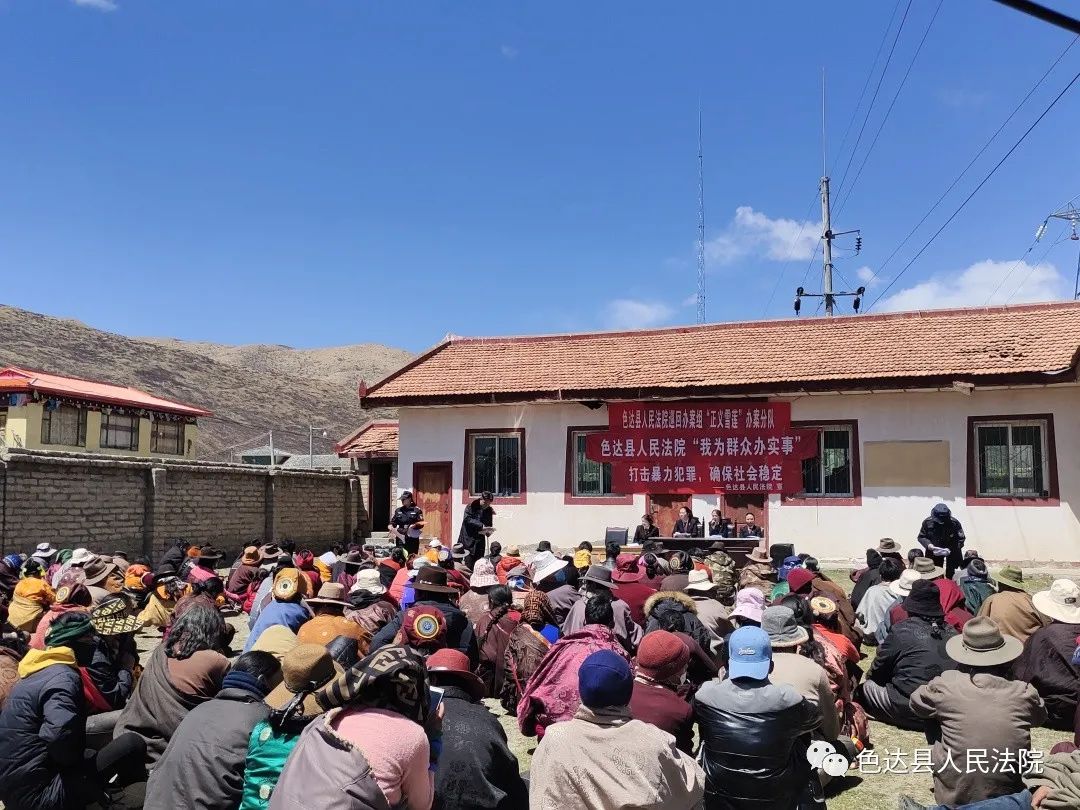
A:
867;64;1080;310
863;35;1077;289
836;0;944;216
834;0;915;198
759;195;819;317
1005;232;1069;302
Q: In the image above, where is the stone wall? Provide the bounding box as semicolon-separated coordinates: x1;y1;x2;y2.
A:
0;449;366;562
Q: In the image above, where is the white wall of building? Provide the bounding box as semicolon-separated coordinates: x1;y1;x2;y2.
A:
396;385;1080;562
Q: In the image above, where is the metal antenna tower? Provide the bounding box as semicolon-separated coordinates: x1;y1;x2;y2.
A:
1040;203;1080;298
696;104;706;324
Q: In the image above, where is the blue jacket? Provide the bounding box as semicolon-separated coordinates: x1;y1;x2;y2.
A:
244;601;310;652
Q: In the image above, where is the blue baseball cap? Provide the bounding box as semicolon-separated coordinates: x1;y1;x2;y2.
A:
728;626;772;680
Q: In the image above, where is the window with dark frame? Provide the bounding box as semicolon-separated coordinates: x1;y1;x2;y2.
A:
470;433;521;497
40;405;88;447
100;412;140;451
974;419;1048;497
571;430;615;497
151;420;185;455
800;424;854;497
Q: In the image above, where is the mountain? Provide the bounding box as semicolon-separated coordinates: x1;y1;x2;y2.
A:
0;305;413;459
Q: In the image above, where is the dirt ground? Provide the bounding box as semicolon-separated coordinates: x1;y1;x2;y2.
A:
127;569;1070;810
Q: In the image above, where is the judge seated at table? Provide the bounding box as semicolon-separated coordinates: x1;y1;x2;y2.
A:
672;507;703;538
707;510;732;538
633;514;660;544
738;511;765;539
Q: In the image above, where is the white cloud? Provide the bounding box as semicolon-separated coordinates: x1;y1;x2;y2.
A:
680;294;699;308
603;298;675;330
856;266;877;285
500;45;518;60
72;0;118;10
705;206;821;266
876;259;1070;312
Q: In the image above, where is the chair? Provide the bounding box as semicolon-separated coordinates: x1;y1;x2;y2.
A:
604;527;629;545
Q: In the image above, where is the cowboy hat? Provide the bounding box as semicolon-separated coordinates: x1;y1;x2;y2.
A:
946;616;1024;667
747;545;771;564
195;545;224;562
426;648;486;701
306;582;352;609
265;644;343;718
350;568;387;596
90;595;141;636
411;566;458;595
912;556;945;580
890;569;920;597
684;569;716;593
1033;579;1080;624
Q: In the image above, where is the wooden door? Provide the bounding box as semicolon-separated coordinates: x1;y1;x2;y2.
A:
646;493;691;537
413;462;453;546
722;493;767;537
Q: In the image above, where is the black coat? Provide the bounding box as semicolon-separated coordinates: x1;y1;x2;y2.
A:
432;685;528;810
850;566;882;610
159;543;186;573
739;525;765;539
633;524;660;543
1013;621;1080;730
917;516;966;559
370;598;479;666
0;660;93;810
87;635;134;711
458;500;494;554
866;615;957;729
673;517;703;538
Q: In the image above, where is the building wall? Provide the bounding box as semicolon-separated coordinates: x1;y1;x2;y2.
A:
2;403;199;459
0;449;366;560
396;385;1080;562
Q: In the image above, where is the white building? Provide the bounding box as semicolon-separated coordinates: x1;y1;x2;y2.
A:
360;302;1080;563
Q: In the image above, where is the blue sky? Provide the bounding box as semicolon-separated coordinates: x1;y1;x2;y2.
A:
1;0;1079;352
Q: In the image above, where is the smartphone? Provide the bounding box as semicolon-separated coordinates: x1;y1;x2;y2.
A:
428;686;445;715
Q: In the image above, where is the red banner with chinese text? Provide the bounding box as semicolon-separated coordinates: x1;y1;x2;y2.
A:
584;401;817;494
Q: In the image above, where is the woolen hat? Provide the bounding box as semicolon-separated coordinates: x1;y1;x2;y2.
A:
993;565;1026;591
762;605;809;648
684;569;716;593
306;582;351;608
612;553;644;584
890;569;920;597
411;566;458;595
636;630;690;682
578;649;633;709
265;643;342;716
903;579;945;618
582;565;618;590
469;558;500;589
573;549;593;570
946;616;1024;667
913;557;945;580
786;567;815;595
730;588;766;623
1033;579;1080;624
401;605;447;649
350;568;387;596
90;595;141;636
426;648;486;701
728;626;772;680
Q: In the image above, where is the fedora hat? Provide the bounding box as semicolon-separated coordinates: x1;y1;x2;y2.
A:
876;538;900;553
240;546;260;565
946;616;1024;667
411;566;458;595
582;565;617;590
913;556;945;580
748;545;771;564
993;565;1026;591
1033;579;1080;624
685;569;716;593
350;568;387;596
306;582;351;609
426;648;486;701
762;605;809;648
890;569;920;597
611;553;644;584
342;550;365;569
195;545;224;562
82;557;118;587
265;643;343;718
90;595;141;636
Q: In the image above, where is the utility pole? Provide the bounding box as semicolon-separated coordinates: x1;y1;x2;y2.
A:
821;175;835;316
268;430;275;467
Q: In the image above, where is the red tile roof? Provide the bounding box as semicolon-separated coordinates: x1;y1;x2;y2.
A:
335;420;399;458
360;302;1080;407
0;367;212;417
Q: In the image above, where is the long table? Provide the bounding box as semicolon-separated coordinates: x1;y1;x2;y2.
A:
609;537;760;569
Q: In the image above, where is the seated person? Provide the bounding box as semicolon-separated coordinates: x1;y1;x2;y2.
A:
672;507;702;539
633;514;661;543
739;512;765;539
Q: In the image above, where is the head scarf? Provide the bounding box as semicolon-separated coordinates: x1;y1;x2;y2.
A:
45;612;93;648
316;645;430;726
14;577;55;606
56;549;73;565
522;587;556;627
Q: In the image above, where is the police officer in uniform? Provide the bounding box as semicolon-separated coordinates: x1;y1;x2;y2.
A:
917;502;966;578
389;491;425;555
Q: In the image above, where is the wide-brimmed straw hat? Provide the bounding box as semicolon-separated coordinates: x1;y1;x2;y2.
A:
684;569;716;593
946;616;1024;667
265;643;342;718
306;582;351;609
1033;579;1080;624
748;545;771;564
426;648;486;701
913;557;945;580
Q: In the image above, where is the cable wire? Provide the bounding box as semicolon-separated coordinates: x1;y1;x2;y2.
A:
760;195;820;317
867;65;1080;311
